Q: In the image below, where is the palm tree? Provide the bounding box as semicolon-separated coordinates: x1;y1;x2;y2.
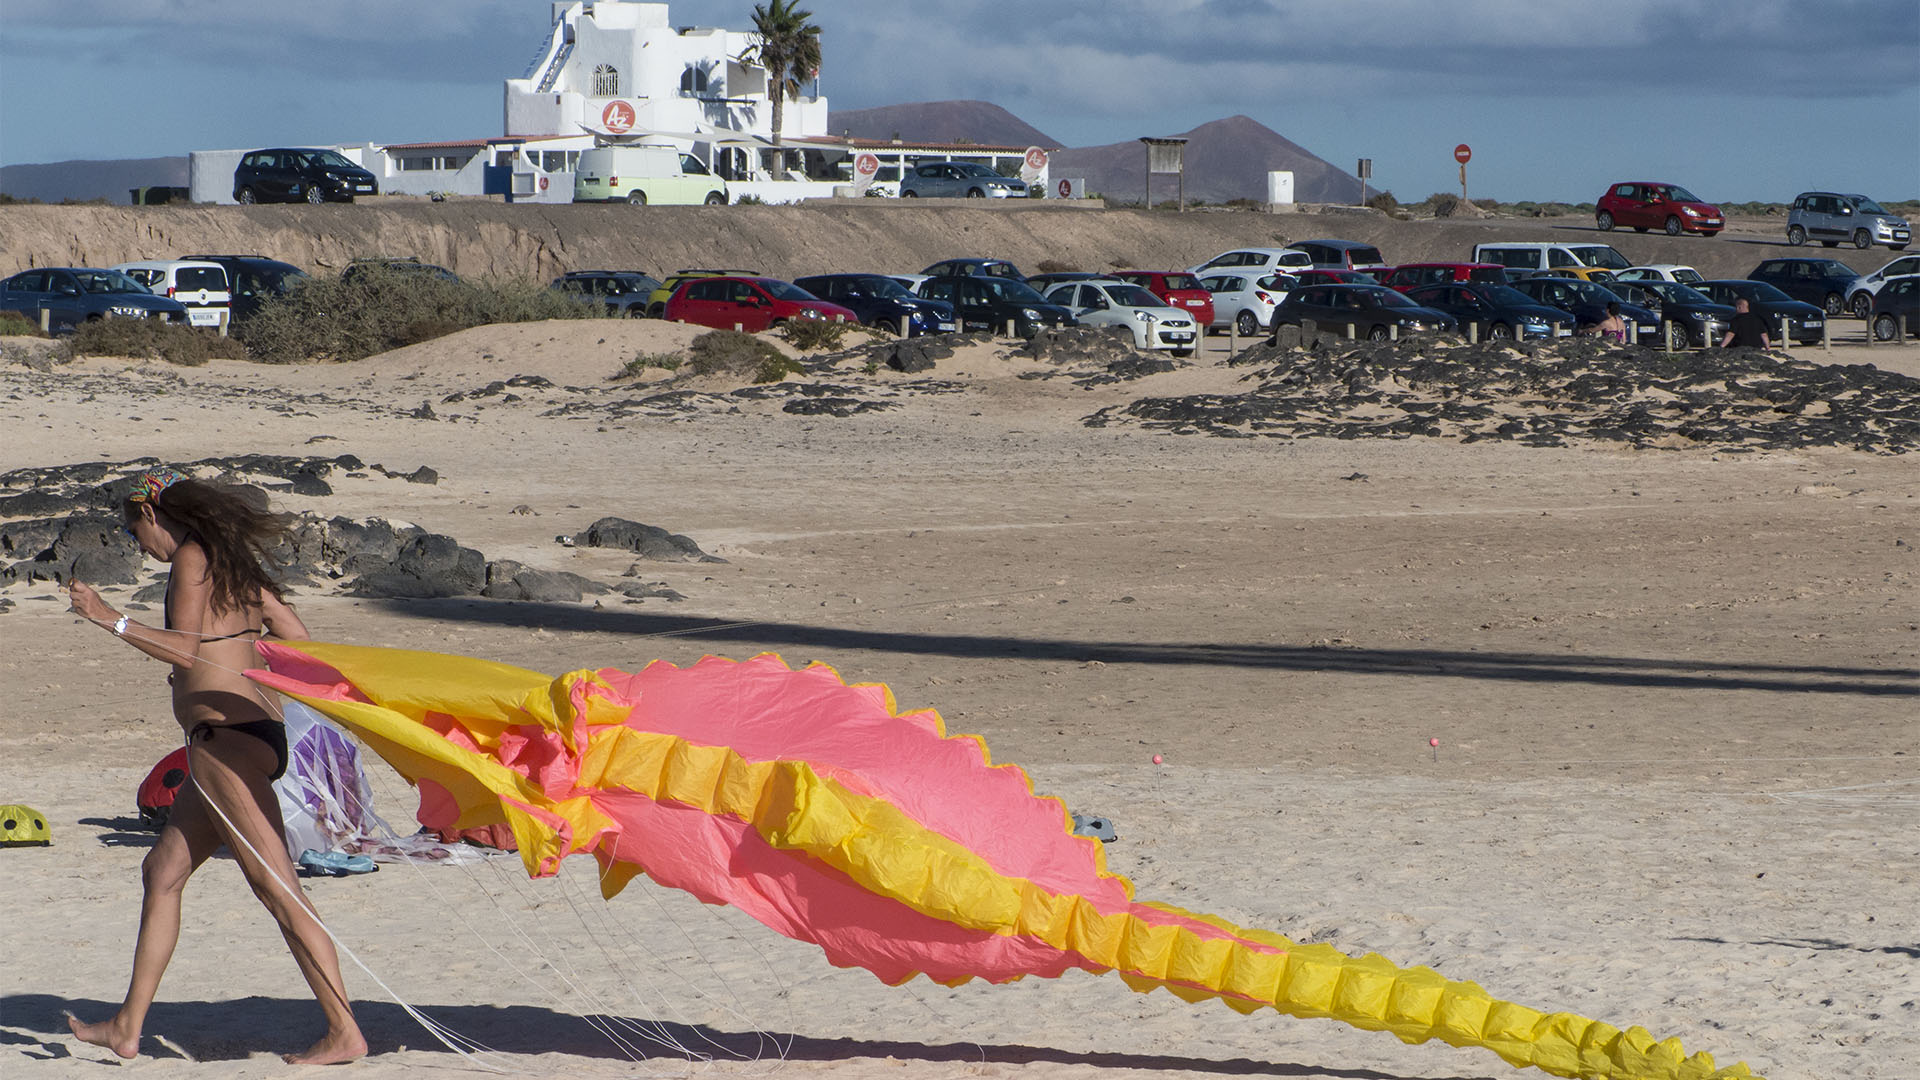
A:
747;0;820;148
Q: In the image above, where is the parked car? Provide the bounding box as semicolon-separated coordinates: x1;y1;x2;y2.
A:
1594;181;1723;236
1472;242;1630;281
1597;280;1734;347
110;259;233;330
1270;283;1457;341
549;271;663;316
1691;280;1827;345
1288;268;1375;287
663;276;855;332
1109;270;1215;328
1040;279;1199;355
0;267;189;332
1185;247;1312;278
1289;239;1389;276
1867;275;1920;342
913;276;1074;338
233;148;377;204
646;269;759;318
899;160;1030;199
921;258;1027;281
1508;277;1661;339
1379;263;1508;293
1196;271;1295;336
1841;253;1920;319
573;145;729;206
178;254;308;324
1746;258;1861;316
1788;192;1910;250
1612;264;1704;285
1022;271;1106;294
1403;282;1575;340
341;257;458;284
791;273;957;337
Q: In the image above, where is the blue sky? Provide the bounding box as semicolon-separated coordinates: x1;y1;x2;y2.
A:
2;0;1915;202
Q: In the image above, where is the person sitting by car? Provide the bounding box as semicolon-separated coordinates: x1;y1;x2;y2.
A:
1720;297;1771;349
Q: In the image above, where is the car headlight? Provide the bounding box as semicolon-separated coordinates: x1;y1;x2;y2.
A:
799;307;821;319
1021;308;1041;319
1132;310;1159;323
1682;207;1701;217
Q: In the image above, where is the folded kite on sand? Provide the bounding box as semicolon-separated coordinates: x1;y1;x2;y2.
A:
248;640;1763;1080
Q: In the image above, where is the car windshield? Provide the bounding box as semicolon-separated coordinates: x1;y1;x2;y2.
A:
1349;247;1385;265
1572;246;1632;270
1105;284;1164;307
953;163;1000;178
1476;285;1536;306
1639;282;1713;304
1856;198;1889;215
1667;186;1702;203
302;150;358;170
760;280;819;301
850;276;910;298
1672;268;1704;284
1364;288;1418;309
983;279;1047;303
1560;280;1618;304
1811;261;1853;276
76;270;150;295
1159;273;1201;290
1256;274;1297;290
1733;281;1793;303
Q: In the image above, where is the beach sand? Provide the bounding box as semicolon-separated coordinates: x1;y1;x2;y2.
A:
2;321;1915;1079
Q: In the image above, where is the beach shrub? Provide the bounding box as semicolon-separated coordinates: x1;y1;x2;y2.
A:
0;310;46;337
66;318;249;366
1034;260;1080;274
778;318;850;351
237;263;598;363
615;352;682;379
751;355;805;383
685;329;786;377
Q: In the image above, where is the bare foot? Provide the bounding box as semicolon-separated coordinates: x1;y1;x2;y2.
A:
66;1011;140;1059
284;1027;367;1065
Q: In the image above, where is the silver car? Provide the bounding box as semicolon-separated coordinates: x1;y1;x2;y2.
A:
899;161;1030;199
1787;192;1910;251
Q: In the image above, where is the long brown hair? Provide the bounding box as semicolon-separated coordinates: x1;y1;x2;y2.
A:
127;478;293;614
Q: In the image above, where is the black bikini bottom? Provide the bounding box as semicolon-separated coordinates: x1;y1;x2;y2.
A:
189;719;289;781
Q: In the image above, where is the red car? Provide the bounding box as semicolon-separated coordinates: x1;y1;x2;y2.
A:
1595;182;1724;237
1379;263;1509;293
663;276;856;332
1111;270;1214;328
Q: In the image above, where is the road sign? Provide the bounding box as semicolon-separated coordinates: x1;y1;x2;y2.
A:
1356;158;1372;179
1454;144;1472;164
601;100;636;134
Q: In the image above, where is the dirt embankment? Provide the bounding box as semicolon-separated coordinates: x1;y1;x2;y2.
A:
0;200;1899;283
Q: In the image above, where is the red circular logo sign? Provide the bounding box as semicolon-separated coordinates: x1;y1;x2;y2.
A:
601;100;636;134
853;153;880;179
1025;147;1048;171
538;175;550;191
1454;143;1472;164
1057;179;1072;198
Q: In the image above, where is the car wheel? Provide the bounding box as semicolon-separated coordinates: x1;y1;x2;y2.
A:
1872;313;1899;342
1596;211;1614;231
304;185;326;205
236;187;258;205
647;303;665;318
1824;293;1844;316
883;318;908;338
1850;293;1873;320
900;190;917;198
705;191;726;206
1489;322;1514;340
625;305;646;318
1367;324;1391;343
1234;310;1260;337
1853;229;1872;250
967;188;985;198
1787;225;1806;246
1665;215;1684;236
626;190;647;206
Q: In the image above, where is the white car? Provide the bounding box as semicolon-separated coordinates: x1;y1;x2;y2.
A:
1845;253;1920;318
1612;264;1704;285
1198;272;1295;336
1042;279;1198;355
110;259;232;330
1185;247;1312;279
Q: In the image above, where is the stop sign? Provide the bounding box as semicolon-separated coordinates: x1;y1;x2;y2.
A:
1454;143;1472;164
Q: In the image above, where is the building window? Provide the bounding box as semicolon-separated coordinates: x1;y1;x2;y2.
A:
593;64;620;96
679;66;708;95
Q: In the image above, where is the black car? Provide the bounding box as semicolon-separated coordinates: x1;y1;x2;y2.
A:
914;275;1074;337
1745;258;1861;316
920;258;1027;282
1597;280;1735;348
792;274;957;337
1869;274;1920;342
233;148;378;204
340;257;459;285
551;271;663;317
0;267;188;332
1270;283;1457;340
1403;283;1576;341
1509;277;1661;339
178;254;309;324
1692;280;1827;345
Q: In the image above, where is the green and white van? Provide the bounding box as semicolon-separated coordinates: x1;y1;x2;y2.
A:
574;146;730;206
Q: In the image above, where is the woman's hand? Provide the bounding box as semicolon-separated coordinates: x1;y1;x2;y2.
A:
67;579;115;625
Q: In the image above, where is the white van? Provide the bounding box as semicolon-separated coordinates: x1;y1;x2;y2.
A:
1472;242;1632;282
573;146;730;206
111;260;233;331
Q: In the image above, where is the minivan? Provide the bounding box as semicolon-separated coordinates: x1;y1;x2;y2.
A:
1472;242;1631;281
1787;192;1910;251
233;148;377;204
111;260;232;331
574;145;729;206
1289;239;1389;276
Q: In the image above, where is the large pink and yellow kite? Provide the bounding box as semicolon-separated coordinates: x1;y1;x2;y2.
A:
249;641;1763;1080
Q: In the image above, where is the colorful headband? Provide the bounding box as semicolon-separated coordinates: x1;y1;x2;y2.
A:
128;468;188;504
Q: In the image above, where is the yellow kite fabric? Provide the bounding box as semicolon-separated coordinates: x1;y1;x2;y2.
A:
248;641;1764;1080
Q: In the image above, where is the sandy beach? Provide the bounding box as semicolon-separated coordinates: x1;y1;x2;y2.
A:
2;314;1916;1080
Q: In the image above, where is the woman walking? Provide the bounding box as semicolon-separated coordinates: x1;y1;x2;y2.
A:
65;469;365;1064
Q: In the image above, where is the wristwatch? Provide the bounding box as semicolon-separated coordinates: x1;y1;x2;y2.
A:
112;615;129;636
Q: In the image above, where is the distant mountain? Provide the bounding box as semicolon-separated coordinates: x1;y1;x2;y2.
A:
828;101;1059;149
1050;116;1363;205
0;157;189;204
